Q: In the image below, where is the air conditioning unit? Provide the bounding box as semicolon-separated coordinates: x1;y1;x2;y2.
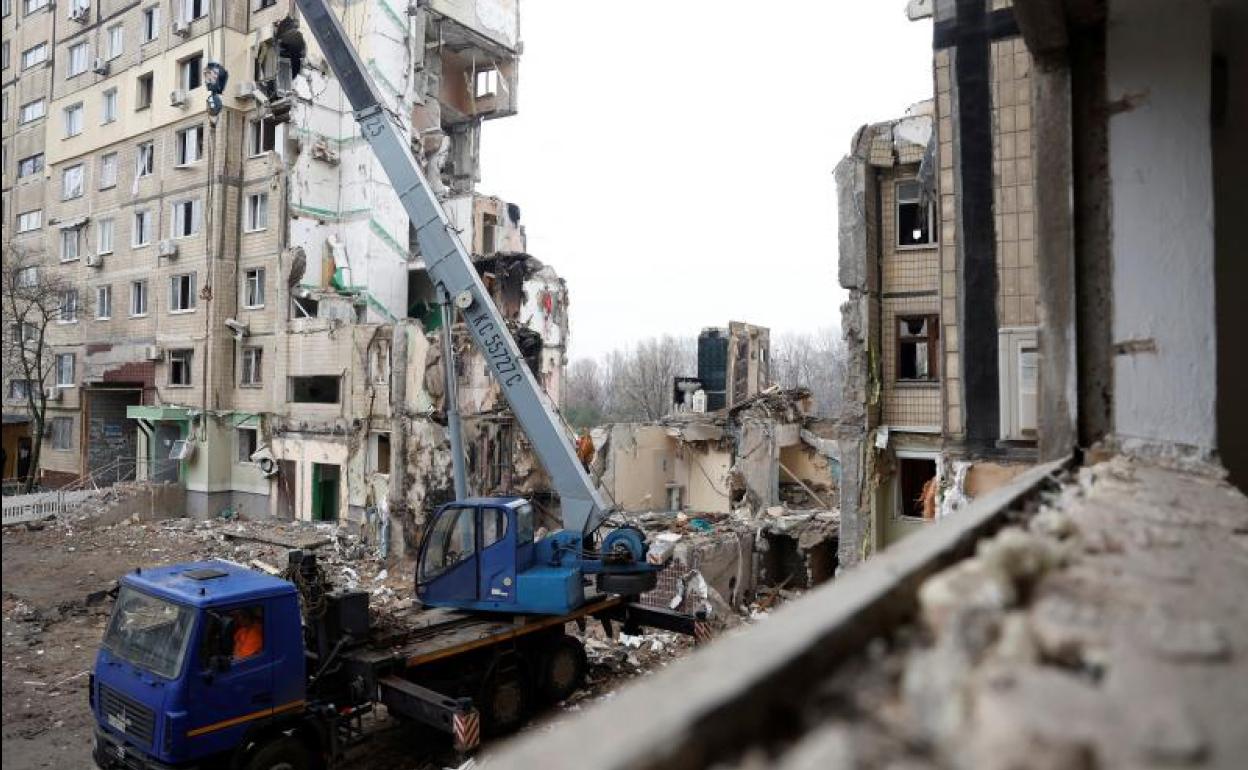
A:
92;58;109;76
157;239;178;258
169;89;188;107
143;345;164;362
44;387;62;402
85;253;103;268
172;20;191;37
70;6;89;23
168;439;196;461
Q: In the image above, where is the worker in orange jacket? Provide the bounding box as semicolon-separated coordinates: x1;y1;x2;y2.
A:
232;608;264;660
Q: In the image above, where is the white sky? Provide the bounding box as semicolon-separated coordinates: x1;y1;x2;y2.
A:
480;1;934;360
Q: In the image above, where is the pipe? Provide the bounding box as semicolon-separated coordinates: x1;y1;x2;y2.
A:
441;293;468;500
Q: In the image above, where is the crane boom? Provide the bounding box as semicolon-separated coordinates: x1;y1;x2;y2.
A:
293;0;609;535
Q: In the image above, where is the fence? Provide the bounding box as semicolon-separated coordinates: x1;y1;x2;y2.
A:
2;488;101;527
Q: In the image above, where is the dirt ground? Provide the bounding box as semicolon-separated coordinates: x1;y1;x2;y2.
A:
1;512;709;770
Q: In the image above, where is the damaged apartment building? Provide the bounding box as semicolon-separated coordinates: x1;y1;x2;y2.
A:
589;323;842;606
835;1;1046;565
2;0;567;545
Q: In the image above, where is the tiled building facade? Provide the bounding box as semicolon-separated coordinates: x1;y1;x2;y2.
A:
835;0;1041;562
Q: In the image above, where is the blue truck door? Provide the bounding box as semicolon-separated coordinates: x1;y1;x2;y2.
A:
478;506;517;605
418;505;479;605
183;602;276;758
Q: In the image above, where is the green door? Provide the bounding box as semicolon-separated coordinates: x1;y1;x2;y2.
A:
311;463;340;522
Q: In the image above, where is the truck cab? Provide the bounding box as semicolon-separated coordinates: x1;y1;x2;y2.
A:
91;561;305;769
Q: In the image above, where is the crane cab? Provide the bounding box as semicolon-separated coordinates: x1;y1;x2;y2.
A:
416;497;658;615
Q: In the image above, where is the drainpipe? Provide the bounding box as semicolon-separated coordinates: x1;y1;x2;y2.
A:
441;293;467;500
136;419;154;481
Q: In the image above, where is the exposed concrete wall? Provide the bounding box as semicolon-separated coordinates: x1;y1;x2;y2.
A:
1107;0;1216;456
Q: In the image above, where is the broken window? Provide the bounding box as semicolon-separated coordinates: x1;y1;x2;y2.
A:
248;117;276;156
48;416;73;449
136;72;154;110
175;125;203;165
291;296;319;319
241;347;262;386
289;376;339;404
169;273;196;312
243;268;265;307
136;140;154;177
178;54;202;90
236;427;258;462
896;180;935;247
481;212;498;255
372;433;390;475
897;456;937;520
896;315;939;382
474;67;498;99
169;348;194;386
182;0;205;22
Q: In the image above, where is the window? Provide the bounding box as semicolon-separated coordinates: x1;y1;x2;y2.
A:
96;286;112;319
481;506;507;548
136;72;153;109
241;347;262;386
62;163;84;199
101;88;118;123
896;315;939;381
897;456;938;520
56;352;75;386
183;0;206;21
136;140;154;177
999;328;1039;441
59;289;79;322
19;98;45;123
97;217;114;254
170;273;197;312
474;67;499;98
17;210;42;233
8;379;35;401
179;54;202;90
107;24;124;59
17;153;44;178
175;125;203;165
67;42;88;77
289;376;340;404
24;0;49;13
142;7;159;42
61;229;81;261
168;349;193;386
248;117;276;155
171;199;201;238
49;417;73;450
21;43;48;69
67;0;87;17
133;209;154;246
99;152;118;188
63;102;83;137
1;41;7;69
245;193;268;231
237;427;259;462
257;0;276;8
130;280;149;316
243;268;265;308
372;433;391;475
896;180;935;247
419;506;476;581
17;266;38;287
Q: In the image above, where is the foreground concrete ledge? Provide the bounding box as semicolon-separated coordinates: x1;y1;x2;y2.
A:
491;458;1072;770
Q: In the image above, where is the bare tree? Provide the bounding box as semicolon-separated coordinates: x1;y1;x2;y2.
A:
2;251;85;491
771;326;845;416
609;335;696;422
563;357;607;429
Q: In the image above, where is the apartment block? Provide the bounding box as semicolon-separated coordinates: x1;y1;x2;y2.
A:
2;0;568;537
835;0;1042;561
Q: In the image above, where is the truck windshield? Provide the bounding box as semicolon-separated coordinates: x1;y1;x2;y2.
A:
102;586;195;679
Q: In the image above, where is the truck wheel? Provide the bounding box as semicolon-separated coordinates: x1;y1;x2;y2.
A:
245;736;312;770
538;635;587;703
598;571;657;596
480;670;528;735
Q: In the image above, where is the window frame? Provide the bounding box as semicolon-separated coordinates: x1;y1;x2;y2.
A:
133;208;154;247
141;6;160;43
130;279;149;317
63;102;84;137
96;285;112;320
21;42;48;70
60;228;81;262
240;346;263;387
236;426;259;462
169;273;197;313
170;198;201;239
101;88;118;124
178;53;203;91
49;416;73;450
107;23;124;59
895;179;937;249
248;117;276;156
99;151;118;189
168;348;194;386
62;163;84;199
895;314;940;383
55;352;76;386
97;217;115;254
243;268;265;309
135;140;155;177
244;192;268;232
175;124;204;166
66;41;88;78
18;97;46;124
16;209;42;233
136;72;154;110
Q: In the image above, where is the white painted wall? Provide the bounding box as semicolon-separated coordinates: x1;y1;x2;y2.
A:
1107;0;1216;453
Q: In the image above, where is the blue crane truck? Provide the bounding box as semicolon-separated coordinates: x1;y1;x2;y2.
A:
91;503;706;770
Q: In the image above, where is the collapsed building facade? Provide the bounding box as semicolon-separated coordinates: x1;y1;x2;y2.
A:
2;0;567;547
834;2;1049;565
